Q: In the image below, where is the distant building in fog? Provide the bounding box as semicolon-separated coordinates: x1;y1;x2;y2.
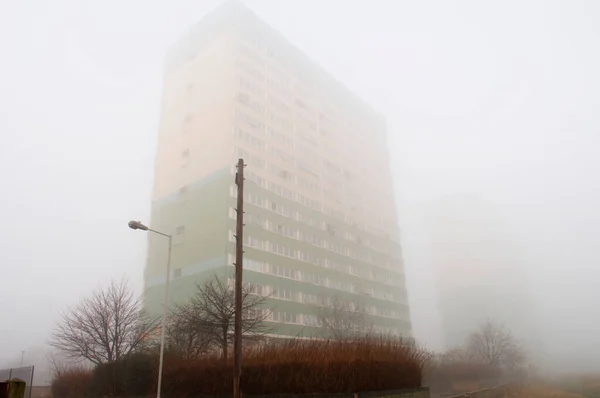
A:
422;194;537;349
143;0;411;338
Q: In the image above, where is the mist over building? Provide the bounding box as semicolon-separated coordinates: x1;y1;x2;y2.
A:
144;1;411;338
421;194;539;352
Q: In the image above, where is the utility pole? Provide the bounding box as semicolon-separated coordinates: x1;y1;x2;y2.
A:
233;158;245;398
20;351;25;367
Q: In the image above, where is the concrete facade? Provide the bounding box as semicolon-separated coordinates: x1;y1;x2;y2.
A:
144;1;411;338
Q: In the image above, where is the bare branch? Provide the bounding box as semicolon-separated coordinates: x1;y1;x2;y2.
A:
466;320;525;368
317;295;374;340
50;278;159;364
168;274;272;360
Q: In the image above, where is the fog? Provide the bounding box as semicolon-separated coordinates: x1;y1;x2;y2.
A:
1;0;599;381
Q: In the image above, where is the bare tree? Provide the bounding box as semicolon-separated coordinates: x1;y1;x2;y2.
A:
50;278;158;365
47;352;68;379
165;304;214;359
466;320;525;367
317;295;373;340
170;274;271;360
46;351;92;380
439;346;474;364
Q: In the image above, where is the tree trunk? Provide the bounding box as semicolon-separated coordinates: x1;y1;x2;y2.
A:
222;327;228;361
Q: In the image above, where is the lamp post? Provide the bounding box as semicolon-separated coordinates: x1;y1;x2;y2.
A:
128;220;172;398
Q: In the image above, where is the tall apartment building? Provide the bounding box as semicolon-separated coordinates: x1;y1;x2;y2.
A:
144;0;411;338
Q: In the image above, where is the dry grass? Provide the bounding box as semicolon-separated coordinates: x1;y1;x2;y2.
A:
505;385;586;398
53;337;429;397
163;337;428;395
424;361;501;393
554;374;600;398
51;367;93;398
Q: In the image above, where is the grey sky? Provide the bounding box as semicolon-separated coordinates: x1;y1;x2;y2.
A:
1;0;599;373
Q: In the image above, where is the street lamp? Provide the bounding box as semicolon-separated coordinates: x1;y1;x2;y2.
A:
128;220;172;398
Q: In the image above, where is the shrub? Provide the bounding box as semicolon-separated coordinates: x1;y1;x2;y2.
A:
89;352;156;397
424;361;502;393
52;336;428;397
51;366;93;398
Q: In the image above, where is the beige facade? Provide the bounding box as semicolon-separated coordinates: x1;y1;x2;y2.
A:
155;5;399;239
145;1;411;338
153;31;239;200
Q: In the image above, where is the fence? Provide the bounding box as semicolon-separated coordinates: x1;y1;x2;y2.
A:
0;366;34;398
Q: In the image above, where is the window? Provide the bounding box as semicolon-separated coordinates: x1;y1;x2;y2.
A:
178;185;189;202
294;98;308;110
246;193;264;207
267;181;295;200
301;272;324;285
301;251;323;266
273;224;297;239
284;312;297;323
297;177;321;194
235;147;265;169
267;94;290;114
301;293;319;304
237;92;264;114
272;287;294;300
297;130;318;146
246;172;265;188
296;160;320;178
181;149;190;167
303;314;321;327
245;236;264;250
268;163;294;182
238;76;264;98
326;224;337;236
235;109;263;132
267;201;290;217
377;308;394;318
173;225;186;246
268;146;294;166
266;78;285;95
234;127;264;149
267;128;294;148
245;259;265;273
236;59;265;82
270;242;295;258
273;264;296;279
269;111;291;128
273;311;298;323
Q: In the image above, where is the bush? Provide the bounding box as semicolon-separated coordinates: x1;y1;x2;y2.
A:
162;337;426;396
424;361;502;393
51;366;93;398
52;337;428;397
90;352;156;396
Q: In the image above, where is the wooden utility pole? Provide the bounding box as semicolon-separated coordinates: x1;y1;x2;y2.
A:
233;158;245;398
